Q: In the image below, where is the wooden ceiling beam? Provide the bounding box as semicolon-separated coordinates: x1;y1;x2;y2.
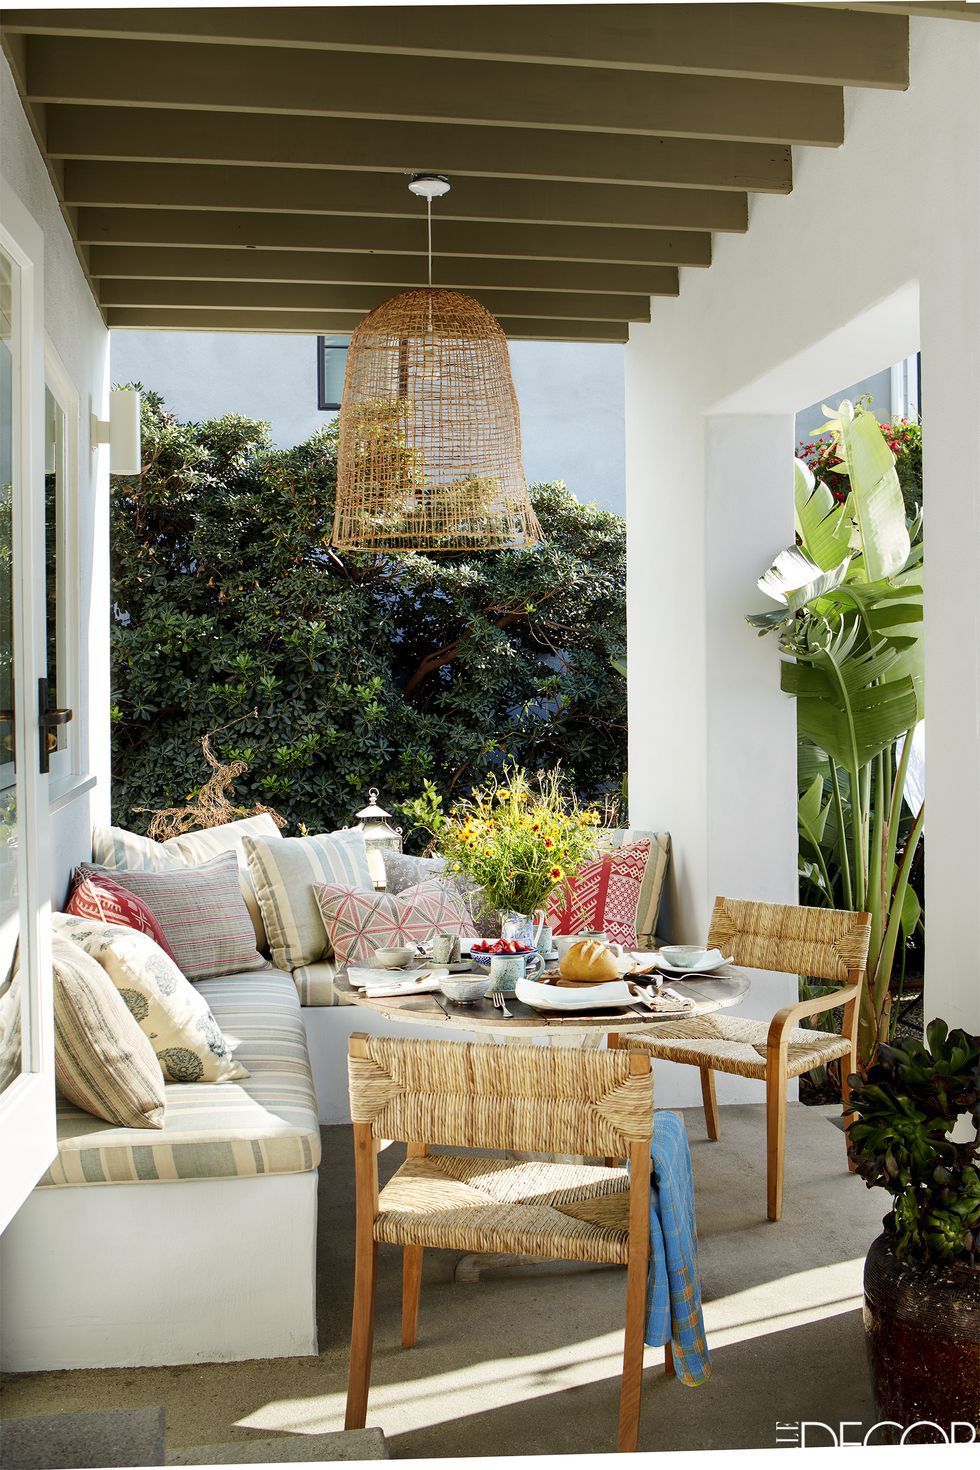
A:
60;161;733;239
96;278;650;323
24;34;845;146
88;246;670;297
1;6;911;88
76;210;687;276
804;3;975;18
43;104;787;195
105;307;630;343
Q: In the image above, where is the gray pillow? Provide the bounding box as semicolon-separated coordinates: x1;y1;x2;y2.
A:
383;851;498;938
382;850;445;893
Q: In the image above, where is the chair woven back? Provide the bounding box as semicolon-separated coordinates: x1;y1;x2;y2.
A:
348;1034;653;1157
707;897;871;983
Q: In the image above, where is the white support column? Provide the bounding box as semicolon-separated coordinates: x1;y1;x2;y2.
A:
704;415;799;916
920;273;980;1033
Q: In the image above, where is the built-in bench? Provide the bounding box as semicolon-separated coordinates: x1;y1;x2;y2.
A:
1;968;320;1371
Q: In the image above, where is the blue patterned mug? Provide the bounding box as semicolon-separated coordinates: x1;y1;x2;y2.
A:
487;950;544;995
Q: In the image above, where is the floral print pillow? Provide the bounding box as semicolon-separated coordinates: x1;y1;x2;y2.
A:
52;913;248;1084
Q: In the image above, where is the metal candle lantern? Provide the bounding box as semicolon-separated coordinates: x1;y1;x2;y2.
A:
353;789;402;889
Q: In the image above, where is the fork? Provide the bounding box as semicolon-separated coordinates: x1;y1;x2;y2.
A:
491;990;513;1019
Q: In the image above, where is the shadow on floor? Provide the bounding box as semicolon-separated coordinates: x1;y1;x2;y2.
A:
1;1104;883;1459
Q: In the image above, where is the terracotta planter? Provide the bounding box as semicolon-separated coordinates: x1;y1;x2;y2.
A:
863;1233;980;1442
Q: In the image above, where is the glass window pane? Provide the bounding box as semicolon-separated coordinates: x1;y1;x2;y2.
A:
43;387;68;754
319;334;349;409
0;243;22;1097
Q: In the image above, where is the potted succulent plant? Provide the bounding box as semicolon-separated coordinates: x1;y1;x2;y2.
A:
846;1020;979;1439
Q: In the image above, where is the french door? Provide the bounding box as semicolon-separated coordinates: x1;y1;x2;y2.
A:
0;181;56;1232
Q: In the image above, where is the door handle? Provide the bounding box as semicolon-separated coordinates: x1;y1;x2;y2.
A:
38;677;72;774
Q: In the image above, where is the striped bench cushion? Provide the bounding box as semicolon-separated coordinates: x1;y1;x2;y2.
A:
40;969;320;1187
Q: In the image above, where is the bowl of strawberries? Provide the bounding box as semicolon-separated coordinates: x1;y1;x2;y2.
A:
469;938;544;991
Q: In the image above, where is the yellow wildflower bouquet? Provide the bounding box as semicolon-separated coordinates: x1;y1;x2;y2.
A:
441;766;601;918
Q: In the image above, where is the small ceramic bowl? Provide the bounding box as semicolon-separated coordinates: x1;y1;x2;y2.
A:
372;946;416;969
659;945;710;970
469;946;535;972
438;974;490;1005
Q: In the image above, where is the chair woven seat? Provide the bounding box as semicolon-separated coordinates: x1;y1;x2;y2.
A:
376;1153;631;1263
626;1014;852;1079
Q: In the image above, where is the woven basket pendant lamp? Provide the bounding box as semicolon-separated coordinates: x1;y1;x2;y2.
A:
333;176;542;553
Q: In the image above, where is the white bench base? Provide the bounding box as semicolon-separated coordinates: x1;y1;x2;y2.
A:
1;1170;318;1371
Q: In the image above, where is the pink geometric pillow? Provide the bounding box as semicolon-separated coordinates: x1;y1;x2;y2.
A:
66;869;179;965
547;839;653;950
311;881;469;969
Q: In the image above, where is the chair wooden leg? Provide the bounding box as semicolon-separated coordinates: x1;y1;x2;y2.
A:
606;1032;625;1165
346;1115;380;1431
699;1067;719;1140
765;1057;787;1222
841;994;860;1173
664;1339;675;1377
401;1244;424;1348
618;1138;651;1454
345;1235;377;1429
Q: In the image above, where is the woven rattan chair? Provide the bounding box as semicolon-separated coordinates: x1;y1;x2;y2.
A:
622;898;871;1222
345;1032;660;1453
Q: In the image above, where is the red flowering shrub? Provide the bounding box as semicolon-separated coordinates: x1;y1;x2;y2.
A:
798;414;922;518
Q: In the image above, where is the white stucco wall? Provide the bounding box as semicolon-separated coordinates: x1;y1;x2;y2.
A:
626;18;980;1060
1;54;112;903
109;330;627;514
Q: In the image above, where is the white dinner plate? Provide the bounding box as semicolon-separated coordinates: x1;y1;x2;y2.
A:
515;976;635;1012
652;953;733;978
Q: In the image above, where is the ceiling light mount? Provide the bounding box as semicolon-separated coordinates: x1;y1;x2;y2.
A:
408;173;451;201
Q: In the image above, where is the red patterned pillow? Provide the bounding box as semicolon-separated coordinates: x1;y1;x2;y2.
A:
312;880;469;969
547;839;653;950
66;869;179;964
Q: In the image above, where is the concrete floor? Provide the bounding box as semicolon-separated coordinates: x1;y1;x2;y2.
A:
1;1104;883;1459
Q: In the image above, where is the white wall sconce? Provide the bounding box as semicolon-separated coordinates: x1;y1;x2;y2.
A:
92;388;142;474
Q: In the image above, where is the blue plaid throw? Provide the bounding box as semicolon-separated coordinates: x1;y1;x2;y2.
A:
643;1110;711;1386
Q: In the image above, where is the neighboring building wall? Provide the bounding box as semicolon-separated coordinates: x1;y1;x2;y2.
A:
795;367;893;445
625;16;979;1083
1;53;112;903
109;330;627;515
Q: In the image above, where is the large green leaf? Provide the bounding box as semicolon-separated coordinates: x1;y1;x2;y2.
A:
833;402;910;583
794;458;853;572
781;628;919;771
757;544;851;613
798;773;831;850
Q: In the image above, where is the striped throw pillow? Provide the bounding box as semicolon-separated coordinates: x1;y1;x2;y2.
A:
52;934;166;1128
313;880;470;969
161;813;284;952
67;869;179;963
91;825;185;874
80;852;266;982
244;829;372;971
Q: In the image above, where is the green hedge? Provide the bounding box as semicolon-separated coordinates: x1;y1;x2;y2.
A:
110;391;628;843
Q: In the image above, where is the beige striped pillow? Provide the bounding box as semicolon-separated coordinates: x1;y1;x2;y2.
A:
244;829;372;972
52;935;165;1129
91;825;185;874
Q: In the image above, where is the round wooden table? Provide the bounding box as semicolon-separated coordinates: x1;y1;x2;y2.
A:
333;964;751;1037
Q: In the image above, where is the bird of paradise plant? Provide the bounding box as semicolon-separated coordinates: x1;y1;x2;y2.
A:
749;401;924;1066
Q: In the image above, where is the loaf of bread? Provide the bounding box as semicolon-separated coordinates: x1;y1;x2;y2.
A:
557;939;621;985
